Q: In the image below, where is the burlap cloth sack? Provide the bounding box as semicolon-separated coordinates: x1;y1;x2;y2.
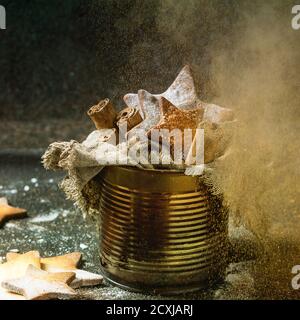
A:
42;120;235;221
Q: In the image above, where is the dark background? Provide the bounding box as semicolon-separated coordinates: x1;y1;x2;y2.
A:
0;0;239;148
0;0;294;148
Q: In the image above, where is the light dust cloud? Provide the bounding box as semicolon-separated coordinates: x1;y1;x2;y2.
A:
207;1;300;242
155;0;300;241
153;1;300;296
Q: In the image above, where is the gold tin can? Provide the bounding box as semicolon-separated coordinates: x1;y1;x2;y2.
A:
99;166;228;294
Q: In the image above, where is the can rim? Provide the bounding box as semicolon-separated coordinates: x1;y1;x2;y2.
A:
118;165;186;174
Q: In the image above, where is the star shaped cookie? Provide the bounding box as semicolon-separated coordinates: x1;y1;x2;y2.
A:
6;251;103;288
163;64;198;108
0;251;40;300
0;197;27;227
148;97;204;155
2;265;76;300
124;65;198;111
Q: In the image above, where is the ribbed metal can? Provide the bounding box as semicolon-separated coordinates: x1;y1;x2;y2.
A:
98;166;228;294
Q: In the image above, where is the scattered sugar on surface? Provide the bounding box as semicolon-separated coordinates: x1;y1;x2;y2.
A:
4;222;23;230
2;189;18;195
27;224;46;232
30;210;60;223
62;210;69;217
80;243;88;250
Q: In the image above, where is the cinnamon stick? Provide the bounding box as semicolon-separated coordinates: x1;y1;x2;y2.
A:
116;107;142;131
87;98;117;129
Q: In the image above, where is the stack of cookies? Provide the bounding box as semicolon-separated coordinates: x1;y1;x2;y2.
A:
0;251;103;300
